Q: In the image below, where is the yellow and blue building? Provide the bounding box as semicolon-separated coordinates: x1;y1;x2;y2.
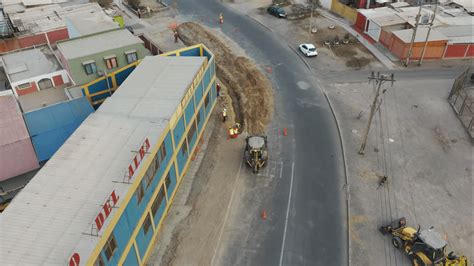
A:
0;44;217;266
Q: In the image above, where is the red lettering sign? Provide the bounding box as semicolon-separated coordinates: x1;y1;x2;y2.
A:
94;190;120;232
127;138;151;180
94;213;105;231
69;253;80;266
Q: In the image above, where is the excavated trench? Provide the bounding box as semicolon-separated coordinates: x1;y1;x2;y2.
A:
177;22;274;134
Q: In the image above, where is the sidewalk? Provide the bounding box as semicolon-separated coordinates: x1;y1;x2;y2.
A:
317;9;398;70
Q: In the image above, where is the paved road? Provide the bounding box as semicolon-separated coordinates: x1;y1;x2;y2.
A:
164;1;347;265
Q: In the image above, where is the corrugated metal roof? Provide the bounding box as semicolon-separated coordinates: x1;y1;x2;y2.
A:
0;91;30;147
57;29;144;60
0;90;39;181
0;55;206;264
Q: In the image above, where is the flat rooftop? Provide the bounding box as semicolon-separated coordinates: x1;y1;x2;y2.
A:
393;27;448;43
1;45;62;83
57;28;144;60
371;14;406;27
435;25;474;44
64;8;119;37
7;3;108;34
18;87;69;112
0;55;207;264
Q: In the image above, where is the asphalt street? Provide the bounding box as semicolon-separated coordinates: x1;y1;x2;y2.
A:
163;1;348;265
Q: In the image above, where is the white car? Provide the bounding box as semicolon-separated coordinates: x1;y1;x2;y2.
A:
299;43;318;57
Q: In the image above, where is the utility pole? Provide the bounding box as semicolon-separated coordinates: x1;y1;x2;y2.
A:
308;1;315;40
418;2;438;66
358;72;395;155
404;1;423;67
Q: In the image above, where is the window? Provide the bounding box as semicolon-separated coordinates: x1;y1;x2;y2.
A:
94;256;105;266
17;83;31;90
103;233;117;261
83;61;97;75
196;110;201;126
135;181;145;205
38;78;53;90
143;214;152;235
165;172;171;189
145;155;157;189
187;121;196;144
125;50;138;64
104;55;118;69
181;139;188;156
159;144;167;161
204;93;210;109
151;187;165;216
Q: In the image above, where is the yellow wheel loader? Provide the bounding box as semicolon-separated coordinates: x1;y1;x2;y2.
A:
380;217;469;266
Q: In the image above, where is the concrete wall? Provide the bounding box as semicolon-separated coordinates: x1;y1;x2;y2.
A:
87;45;217;265
63;43;150;85
390;35;447;60
366;20;381;41
0;28;69;53
331;0;358;23
12;70;71;97
444;44;473;59
320;0;333;10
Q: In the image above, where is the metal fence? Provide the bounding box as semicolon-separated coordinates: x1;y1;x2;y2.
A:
448;68;473;142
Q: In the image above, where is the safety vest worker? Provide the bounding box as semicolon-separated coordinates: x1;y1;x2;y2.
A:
222;108;227;122
219;13;224;24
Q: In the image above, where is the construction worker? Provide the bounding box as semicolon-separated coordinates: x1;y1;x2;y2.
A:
173;30;179;43
216;83;221;97
378;175;388;189
219;13;224;24
233;122;241;135
222;108;227;122
229;127;236;138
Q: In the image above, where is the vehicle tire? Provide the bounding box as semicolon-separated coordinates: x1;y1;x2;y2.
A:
411;254;425;266
392;237;402;249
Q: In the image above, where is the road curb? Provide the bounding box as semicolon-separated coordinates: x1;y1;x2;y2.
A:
322;90;351;266
245;14;273;32
287;45;312;71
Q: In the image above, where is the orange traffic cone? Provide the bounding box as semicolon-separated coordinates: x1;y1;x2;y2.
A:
261;209;267;220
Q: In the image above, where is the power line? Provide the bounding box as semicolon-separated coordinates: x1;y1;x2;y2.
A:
418;2;439;66
391;84;418;225
358;72;395;155
404;2;423;67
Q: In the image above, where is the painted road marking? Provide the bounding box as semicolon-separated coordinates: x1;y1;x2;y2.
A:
279;161;283;179
279;162;295;266
211;157;244;266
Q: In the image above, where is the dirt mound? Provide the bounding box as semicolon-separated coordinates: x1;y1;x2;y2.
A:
177;22;273;134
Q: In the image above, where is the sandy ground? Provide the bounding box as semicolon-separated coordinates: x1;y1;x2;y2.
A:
326;77;473;265
177;22;274;134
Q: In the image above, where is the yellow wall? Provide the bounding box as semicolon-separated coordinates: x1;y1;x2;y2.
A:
330;0;358;24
